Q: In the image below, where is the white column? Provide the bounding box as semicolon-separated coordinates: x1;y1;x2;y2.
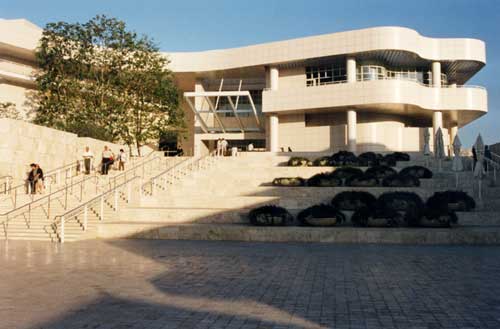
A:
347;110;357;152
269;114;279;152
346;57;356;83
433;111;443;137
432;61;441;87
270;67;279;91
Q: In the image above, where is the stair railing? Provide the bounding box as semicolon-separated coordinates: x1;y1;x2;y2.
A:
140;151;218;197
54;176;140;243
0;174;100;239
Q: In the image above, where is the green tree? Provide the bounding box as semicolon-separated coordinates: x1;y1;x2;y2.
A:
0;102;22;120
34;15;183;153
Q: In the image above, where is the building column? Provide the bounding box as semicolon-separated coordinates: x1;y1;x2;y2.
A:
432;61;441;87
347;110;357;152
269;114;279;152
346;57;356;83
269;67;279;91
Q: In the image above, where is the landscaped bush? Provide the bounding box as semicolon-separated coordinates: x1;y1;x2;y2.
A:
365;165;397;180
358;152;381;166
248;205;293;226
331;167;364;181
382;173;420;187
379;154;397;167
331;191;377;211
426;191;476;212
307;172;342;187
404;206;458;228
297;204;346;226
330;151;358;166
400;166;433;179
345;173;379;187
378;192;424;212
272;177;306;187
287;157;311;167
312;156;332;167
389;152;411;162
351;204;404;227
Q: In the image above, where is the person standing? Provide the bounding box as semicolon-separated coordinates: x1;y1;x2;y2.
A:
221;138;228;156
82;146;94;175
117;149;127;171
216;138;222;156
101;146;114;175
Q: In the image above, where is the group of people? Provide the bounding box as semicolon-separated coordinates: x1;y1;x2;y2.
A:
27;163;44;194
81;146;128;175
216;138;228;156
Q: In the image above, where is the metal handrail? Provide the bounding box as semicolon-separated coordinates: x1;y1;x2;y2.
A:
0;174;101;236
54;176;140;243
141;151;217;196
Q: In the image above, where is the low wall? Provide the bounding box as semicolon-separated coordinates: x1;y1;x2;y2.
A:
0;118;128;182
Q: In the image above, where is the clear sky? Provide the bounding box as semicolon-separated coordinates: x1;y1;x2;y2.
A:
1;0;499;147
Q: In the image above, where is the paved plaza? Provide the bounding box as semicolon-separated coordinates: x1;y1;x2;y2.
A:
1;240;500;329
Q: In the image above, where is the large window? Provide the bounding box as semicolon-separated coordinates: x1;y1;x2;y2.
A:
217;90;262;117
306;64;346;87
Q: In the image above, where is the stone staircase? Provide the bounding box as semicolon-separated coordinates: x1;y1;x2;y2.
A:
96;152;500;244
0;155;184;242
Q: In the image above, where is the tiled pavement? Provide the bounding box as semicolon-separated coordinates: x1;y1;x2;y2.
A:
1;240;500;329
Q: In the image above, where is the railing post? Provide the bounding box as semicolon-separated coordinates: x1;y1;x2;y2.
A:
127;182;132;203
57;170;60;185
13;187;17;208
151;179;156;196
100;196;104;221
83;205;88;231
60;216;65;243
139;178;143;199
64;185;68;210
114;189;119;211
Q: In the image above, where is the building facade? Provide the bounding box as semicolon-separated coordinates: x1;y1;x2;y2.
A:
0;20;488;155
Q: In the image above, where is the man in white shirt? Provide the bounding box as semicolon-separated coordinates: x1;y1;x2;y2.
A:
216;138;222;156
82;146;94;175
221;138;228;156
117;149;127;171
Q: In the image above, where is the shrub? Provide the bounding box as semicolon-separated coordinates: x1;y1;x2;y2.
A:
426;191;476;212
330;151;358;166
248;205;293;226
382;173;420;187
345;173;379;187
389;152;411;161
287;157;311;167
378;192;424;212
331;191;377;211
272;177;306;187
297;204;346;226
400;166;433;179
307;172;342;187
351;204;404;227
365;165;397;180
379;154;397;167
331;167;364;181
312;156;332;167
358;152;381;166
405;206;458;228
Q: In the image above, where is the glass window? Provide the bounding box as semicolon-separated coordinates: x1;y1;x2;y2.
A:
305;64;347;87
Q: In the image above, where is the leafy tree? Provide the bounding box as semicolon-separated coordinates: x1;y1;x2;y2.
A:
0;102;22;120
34;15;183;153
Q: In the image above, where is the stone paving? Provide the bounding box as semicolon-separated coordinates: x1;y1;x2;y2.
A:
1;240;500;329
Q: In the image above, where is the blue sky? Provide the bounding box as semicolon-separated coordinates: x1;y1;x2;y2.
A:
1;0;499;147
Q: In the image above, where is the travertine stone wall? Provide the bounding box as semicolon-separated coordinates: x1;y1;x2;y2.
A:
0;119;127;181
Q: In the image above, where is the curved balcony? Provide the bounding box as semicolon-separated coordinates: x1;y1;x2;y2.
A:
262;79;487;126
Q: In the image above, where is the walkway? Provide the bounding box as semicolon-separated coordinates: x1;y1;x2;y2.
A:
1;240;500;329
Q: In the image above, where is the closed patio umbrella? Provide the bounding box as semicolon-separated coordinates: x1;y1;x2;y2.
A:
473;134;485;200
435;128;445;171
451;135;463;187
423;129;431;156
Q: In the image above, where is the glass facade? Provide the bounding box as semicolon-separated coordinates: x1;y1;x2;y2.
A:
306;65;347;86
305;63;448;87
217;90;262;117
